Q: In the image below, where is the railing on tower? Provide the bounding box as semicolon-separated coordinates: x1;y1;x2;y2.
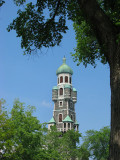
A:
57;128;66;132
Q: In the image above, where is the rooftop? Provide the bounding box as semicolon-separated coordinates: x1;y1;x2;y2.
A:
56;57;73;75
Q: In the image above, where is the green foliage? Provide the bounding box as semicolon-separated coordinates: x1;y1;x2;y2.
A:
82;126;110;160
61;130;81;159
72;21;107;67
72;0;120;67
0;99;46;160
45;126;81;160
45;126;63;160
103;0;120;25
0;0;25;7
13;0;26;6
7;0;120;68
77;146;90;160
7;0;70;55
6;0;84;55
0;0;5;7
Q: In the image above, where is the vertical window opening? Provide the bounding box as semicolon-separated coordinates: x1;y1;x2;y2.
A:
58;78;59;84
60;88;63;95
59;114;62;122
65;76;68;83
60;101;63;106
60;76;63;83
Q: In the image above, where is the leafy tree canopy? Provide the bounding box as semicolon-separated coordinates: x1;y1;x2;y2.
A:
45;126;81;160
72;0;120;67
6;0;120;67
82;126;110;160
0;99;47;160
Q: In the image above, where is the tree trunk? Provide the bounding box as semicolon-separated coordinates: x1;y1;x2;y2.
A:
76;1;120;159
109;47;120;159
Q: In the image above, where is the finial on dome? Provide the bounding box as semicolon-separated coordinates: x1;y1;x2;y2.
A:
63;56;66;64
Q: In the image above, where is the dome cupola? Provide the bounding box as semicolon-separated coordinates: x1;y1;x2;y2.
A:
56;57;73;75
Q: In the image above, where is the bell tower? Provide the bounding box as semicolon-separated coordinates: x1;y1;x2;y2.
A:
48;57;79;132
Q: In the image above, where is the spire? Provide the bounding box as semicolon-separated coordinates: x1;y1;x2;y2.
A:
63;56;66;64
63;115;73;123
48;117;56;124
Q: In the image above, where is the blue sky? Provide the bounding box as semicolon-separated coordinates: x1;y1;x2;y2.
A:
0;0;110;136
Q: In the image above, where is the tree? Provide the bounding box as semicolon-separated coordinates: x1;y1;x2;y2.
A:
82;126;110;160
45;126;63;160
60;129;81;160
6;0;120;159
45;126;109;160
45;126;81;160
0;99;47;160
77;146;90;160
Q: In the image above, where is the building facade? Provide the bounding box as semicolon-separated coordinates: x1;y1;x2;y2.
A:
48;57;79;132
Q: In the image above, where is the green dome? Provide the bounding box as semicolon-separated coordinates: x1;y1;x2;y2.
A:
56;57;73;75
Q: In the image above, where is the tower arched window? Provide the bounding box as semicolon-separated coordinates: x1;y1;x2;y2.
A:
65;76;68;83
59;114;62;122
60;88;63;95
60;76;63;83
58;77;59;84
71;115;73;120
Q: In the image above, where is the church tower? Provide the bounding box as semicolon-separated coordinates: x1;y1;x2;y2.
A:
48;57;79;132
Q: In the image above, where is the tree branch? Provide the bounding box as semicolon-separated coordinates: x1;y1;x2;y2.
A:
77;0;118;63
51;0;61;20
45;0;61;27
